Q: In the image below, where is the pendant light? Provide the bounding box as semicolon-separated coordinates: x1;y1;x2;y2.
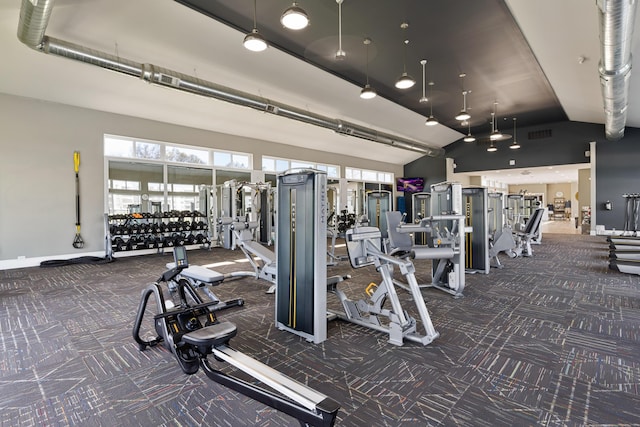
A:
489;102;503;141
281;2;309;30
395;23;415;89
463;121;475;142
419;60;428;103
425;81;438;126
335;0;346;59
243;0;268;52
509;118;521;149
360;38;377;99
487;111;498;151
455;73;471;121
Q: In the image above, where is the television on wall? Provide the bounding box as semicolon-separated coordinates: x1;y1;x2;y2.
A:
396;177;425;193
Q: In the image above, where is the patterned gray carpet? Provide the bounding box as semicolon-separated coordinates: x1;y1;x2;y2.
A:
0;233;639;426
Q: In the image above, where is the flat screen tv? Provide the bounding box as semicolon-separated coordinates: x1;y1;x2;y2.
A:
396;177;424;193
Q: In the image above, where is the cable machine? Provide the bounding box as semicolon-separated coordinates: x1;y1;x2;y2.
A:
275;169;328;344
412;192;431;245
365;190;392;237
462;186;489;274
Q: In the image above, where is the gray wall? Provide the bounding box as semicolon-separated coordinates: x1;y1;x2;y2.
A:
445;121;602;173
595;126;640;230
406;119;640;231
0;93;401;263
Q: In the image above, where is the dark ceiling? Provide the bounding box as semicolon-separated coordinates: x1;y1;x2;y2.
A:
174;0;568;140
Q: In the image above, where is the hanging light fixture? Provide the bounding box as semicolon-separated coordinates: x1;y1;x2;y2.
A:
510;118;521;149
335;0;346;59
419;59;428;103
360;38;377;99
425;81;438;126
463;121;475;142
281;2;309;30
455;73;471;121
395;23;415;89
243;0;268;52
489;102;503;141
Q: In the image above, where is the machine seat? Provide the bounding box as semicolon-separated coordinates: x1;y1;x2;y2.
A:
166;263;225;284
243;241;275;262
182;321;237;348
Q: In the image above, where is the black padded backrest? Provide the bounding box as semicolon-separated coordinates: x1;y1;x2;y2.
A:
385;211;413;252
524;208;544;234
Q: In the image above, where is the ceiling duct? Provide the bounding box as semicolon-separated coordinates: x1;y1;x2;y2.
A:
16;0;443;158
597;0;638;141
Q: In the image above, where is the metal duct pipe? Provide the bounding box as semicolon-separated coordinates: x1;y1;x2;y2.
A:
597;0;638;141
16;0;443;157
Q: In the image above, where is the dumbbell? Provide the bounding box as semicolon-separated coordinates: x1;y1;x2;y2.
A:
126;236;140;250
112;237;125;252
174;234;184;246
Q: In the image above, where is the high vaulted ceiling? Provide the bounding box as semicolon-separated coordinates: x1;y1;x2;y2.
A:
1;0;639;166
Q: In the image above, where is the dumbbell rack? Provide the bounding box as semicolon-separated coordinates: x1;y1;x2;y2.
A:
105;211;210;259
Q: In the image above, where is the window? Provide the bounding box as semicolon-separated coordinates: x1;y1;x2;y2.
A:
263;156;340;178
105;135;252;170
166;145;209;164
346;167;393;184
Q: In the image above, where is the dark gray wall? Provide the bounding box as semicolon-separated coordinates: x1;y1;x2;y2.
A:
401;154;448;220
595;126;640;230
445;121;603;173
402;120;640;230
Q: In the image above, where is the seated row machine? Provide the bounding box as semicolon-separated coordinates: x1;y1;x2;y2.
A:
327;226;440;346
133;246;340;427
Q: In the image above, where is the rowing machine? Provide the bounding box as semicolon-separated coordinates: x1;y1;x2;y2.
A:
132;246;340;426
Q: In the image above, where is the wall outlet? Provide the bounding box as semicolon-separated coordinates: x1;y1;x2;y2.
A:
509;159;516;166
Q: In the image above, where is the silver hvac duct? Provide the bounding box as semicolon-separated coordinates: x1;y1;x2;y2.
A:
17;0;444;157
597;0;638;141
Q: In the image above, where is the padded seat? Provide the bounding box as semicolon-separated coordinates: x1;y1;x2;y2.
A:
243;241;275;262
166;263;225;284
182;321;237;349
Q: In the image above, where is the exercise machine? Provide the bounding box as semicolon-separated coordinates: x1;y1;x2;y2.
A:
411;192;431;245
276;169;329;344
327;226;439;346
229;216;278;293
487;192;517;268
386;210;466;298
132;246;340;427
512;208;545;257
621;193;640;236
462;186;489;274
365;190;392;238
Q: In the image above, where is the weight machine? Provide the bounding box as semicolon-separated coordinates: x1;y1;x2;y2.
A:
365;190;392;238
132;246;340;426
412;192;431;245
462;187;489;274
328;226;440;346
275;169;329;344
487;192;517;267
386;210;466;298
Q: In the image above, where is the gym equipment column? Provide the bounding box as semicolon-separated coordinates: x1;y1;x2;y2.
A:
412;192;431;245
462;187;489;274
276;169;328;344
366;190;392;237
488;192;504;238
